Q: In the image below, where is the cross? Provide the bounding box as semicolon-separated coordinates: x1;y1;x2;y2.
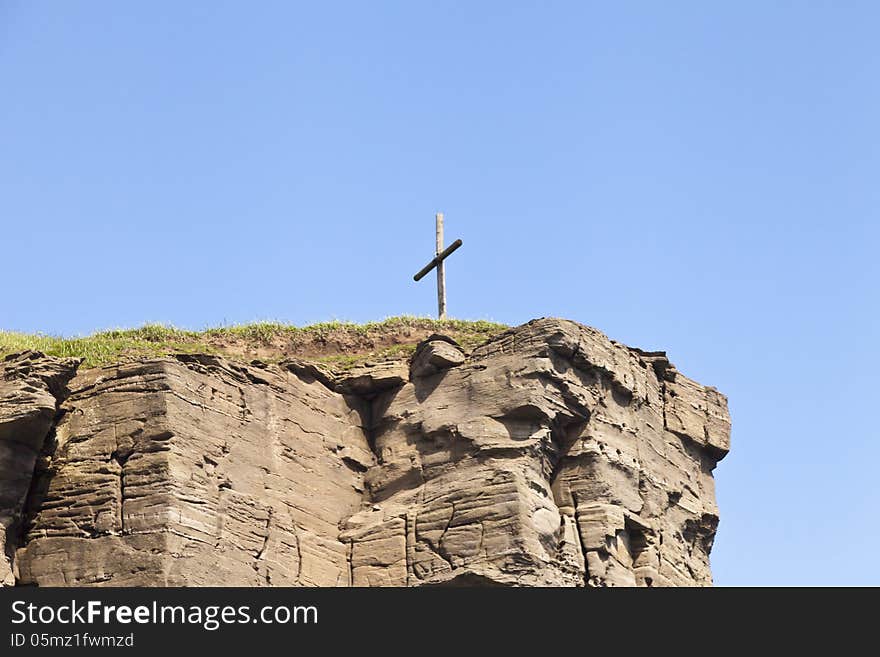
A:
413;212;463;320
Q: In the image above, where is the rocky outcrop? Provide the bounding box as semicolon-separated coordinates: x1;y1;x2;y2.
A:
0;319;729;587
0;351;80;586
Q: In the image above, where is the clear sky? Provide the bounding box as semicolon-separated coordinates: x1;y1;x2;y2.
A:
2;2;877;585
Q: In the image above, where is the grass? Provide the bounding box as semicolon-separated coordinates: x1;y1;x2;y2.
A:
0;316;508;368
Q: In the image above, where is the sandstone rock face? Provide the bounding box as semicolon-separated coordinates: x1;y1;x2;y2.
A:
0;319;730;587
0;352;80;586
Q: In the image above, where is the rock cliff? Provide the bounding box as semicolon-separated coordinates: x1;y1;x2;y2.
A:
0;319;729;587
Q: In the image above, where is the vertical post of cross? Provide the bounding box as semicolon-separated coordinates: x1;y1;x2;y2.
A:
435;212;446;320
412;213;461;319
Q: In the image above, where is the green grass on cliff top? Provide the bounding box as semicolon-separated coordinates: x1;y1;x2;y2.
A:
0;317;508;368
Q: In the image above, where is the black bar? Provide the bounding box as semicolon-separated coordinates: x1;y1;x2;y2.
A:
413;239;463;281
1;587;871;650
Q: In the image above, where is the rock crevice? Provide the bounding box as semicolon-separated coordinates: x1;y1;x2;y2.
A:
0;350;81;585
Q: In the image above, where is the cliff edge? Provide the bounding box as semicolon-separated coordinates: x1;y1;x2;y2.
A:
0;318;729;587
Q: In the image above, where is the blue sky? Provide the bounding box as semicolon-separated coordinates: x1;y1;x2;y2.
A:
2;2;877;585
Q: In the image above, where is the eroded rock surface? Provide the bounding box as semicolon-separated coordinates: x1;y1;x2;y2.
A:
0;319;730;586
0;351;80;585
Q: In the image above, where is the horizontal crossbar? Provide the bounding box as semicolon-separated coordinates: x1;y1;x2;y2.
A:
413;239;463;281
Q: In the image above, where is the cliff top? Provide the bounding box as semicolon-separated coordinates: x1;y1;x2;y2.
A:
0;316;507;369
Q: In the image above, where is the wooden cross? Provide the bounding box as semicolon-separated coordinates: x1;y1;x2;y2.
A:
413;212;463;320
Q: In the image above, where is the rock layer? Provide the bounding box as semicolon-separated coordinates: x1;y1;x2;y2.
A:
0;319;729;586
